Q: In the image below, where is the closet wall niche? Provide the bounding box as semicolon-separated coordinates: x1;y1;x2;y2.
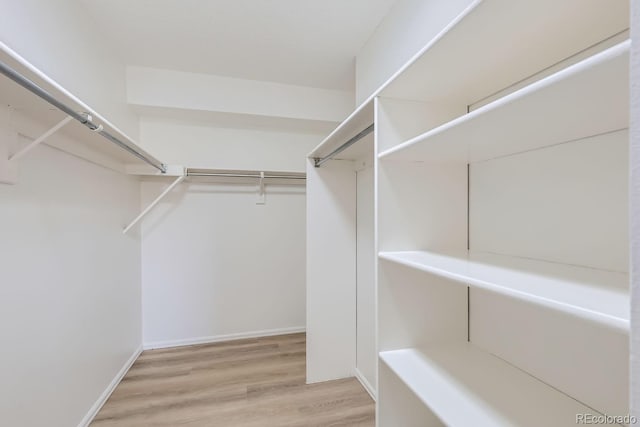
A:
306;100;376;395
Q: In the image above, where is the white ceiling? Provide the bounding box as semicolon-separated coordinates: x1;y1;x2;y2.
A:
78;0;397;91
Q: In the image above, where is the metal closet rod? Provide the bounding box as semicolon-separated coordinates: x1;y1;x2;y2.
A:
187;171;306;180
0;59;167;173
313;123;374;167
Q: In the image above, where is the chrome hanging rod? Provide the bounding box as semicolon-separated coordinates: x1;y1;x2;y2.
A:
187;171;306;180
0;59;167;173
313;123;374;167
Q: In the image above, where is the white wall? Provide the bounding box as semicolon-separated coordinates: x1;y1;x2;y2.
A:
355;0;474;105
139;178;306;348
470;131;628;273
131;62;324;346
631;0;640;418
0;2;147;426
140;117;321;172
0;140;141;427
0;0;140;139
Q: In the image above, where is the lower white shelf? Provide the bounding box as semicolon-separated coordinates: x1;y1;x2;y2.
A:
380;343;604;427
378;250;629;331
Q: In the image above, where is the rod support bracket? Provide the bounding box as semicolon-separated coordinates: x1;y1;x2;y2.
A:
79;112;103;132
9;115;74;163
123;172;186;234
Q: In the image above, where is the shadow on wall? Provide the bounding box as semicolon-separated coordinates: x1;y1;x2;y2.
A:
136;181;305;237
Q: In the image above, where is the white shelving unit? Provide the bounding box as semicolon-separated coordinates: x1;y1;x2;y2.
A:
307;0;633;425
373;0;631;421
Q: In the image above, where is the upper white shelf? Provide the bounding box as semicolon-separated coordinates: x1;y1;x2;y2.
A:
0;42;163;174
380;343;600;427
379;250;629;332
380;0;629;106
131;104;339;136
311;0;628;165
379;41;629;163
308;98;374;162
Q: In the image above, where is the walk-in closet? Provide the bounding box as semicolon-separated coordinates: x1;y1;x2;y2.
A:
1;1;639;426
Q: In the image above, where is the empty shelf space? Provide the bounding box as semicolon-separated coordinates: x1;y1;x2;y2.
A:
380;343;603;427
381;0;628;106
379;41;629;164
379;250;629;331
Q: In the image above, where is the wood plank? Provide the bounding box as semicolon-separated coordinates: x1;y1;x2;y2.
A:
91;333;374;427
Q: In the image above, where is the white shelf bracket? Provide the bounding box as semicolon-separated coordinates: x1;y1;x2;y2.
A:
123;173;185;234
9;115;73;162
257;171;265;205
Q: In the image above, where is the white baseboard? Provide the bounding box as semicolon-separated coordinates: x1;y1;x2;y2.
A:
355;368;377;401
143;326;306;350
77;345;142;427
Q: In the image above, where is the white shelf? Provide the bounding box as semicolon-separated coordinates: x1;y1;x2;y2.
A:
379;41;629;163
310;0;628;162
0;42;163;173
308;98;374;162
380;0;629;106
379;250;629;332
310;1;628;166
380;343;602;427
131;104;338;135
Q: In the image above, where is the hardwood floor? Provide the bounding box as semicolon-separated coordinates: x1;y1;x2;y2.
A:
91;333;375;426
